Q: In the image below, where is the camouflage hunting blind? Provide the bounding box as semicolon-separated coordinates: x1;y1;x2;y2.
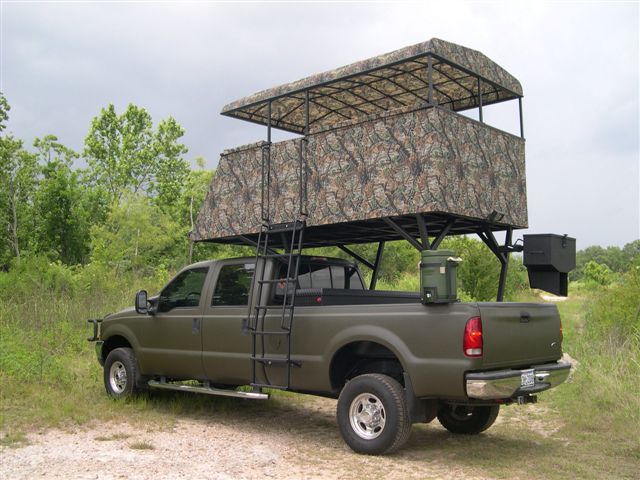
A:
192;38;527;259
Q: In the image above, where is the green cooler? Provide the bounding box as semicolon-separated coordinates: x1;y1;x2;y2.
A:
420;250;461;304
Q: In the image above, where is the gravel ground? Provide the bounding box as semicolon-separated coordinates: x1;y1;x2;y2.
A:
1;393;557;480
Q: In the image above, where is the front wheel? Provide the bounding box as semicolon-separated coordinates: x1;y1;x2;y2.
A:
103;347;141;399
437;403;500;434
337;373;411;455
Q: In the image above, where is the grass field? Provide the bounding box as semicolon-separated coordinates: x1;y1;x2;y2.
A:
1;261;638;478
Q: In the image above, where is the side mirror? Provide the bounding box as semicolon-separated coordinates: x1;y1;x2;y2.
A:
135;290;149;315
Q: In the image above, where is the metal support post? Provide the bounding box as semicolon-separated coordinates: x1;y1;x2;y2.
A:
304;90;310;135
369;242;385;290
264;101;272;222
416;214;429;250
478;77;483;123
338;245;374;270
495;228;513;302
267;100;272;143
427;54;433;105
383;217;422;251
478;228;512;302
518;97;524;139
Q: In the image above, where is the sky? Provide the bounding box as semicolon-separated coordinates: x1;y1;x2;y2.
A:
1;0;638;249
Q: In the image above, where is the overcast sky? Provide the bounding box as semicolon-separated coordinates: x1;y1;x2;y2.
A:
1;1;638;249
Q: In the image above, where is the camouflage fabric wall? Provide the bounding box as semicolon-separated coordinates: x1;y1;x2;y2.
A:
191;106;527;242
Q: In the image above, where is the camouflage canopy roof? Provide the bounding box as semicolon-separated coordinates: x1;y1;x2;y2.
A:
221;38;523;134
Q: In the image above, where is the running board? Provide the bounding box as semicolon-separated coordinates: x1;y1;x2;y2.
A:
147;380;269;400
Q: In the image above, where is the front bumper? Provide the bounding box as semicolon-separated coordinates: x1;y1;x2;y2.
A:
466;361;571;400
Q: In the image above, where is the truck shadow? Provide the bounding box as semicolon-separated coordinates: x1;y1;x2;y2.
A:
137;388;557;469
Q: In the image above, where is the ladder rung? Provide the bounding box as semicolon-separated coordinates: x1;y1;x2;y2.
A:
251;357;302;367
250;330;290;336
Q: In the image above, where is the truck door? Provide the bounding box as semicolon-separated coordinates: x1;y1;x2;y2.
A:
201;261;255;384
137;267;209;379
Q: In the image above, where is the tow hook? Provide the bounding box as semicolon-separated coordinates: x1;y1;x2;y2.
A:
87;318;103;341
517;395;537;405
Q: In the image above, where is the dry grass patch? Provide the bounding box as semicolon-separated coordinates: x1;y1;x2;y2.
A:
129;440;155;450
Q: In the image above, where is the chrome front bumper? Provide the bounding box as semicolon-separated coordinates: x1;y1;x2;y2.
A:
466;361;571;400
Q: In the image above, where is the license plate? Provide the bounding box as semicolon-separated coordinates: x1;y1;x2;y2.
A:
521;369;535;388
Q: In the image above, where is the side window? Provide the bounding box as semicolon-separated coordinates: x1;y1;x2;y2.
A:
212;263;255;306
158;267;209;313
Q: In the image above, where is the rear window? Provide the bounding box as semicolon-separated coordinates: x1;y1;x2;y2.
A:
276;262;364;292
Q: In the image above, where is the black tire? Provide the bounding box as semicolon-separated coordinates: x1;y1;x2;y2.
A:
337;373;411;455
103;347;142;399
437;403;500;434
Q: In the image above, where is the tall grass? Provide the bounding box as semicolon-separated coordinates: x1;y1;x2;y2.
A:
550;265;640;458
0;256;168;432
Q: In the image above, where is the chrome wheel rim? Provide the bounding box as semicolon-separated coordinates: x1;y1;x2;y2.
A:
109;361;127;394
349;393;386;440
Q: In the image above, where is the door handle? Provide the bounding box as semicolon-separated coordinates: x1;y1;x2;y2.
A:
192;318;201;334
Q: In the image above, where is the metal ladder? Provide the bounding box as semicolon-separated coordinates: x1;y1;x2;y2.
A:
248;220;305;390
246;138;307;391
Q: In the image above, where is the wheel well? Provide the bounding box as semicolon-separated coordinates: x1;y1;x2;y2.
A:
329;341;405;392
102;335;132;360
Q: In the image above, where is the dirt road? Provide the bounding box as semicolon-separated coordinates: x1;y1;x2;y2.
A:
0;393;565;480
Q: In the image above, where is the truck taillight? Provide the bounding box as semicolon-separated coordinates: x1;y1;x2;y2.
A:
560;318;563;343
463;316;483;357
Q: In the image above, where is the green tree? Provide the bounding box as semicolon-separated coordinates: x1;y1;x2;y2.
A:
0;132;39;265
582;260;613;286
0;92;9;132
572;241;640;281
90;196;182;273
32;135;93;265
622;240;640;265
83;103;189;207
440;236;528;301
178;157;219;262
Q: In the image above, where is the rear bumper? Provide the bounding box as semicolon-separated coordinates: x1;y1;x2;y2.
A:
466;361;571;400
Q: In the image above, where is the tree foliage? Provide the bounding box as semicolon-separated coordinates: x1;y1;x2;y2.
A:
0;132;39;264
32;136;92;264
90;196;181;274
83;103;189;208
0;92;9;132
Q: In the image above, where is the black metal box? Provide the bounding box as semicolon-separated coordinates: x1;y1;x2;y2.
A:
523;234;576;296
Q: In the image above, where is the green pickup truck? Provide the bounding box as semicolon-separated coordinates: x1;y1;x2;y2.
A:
89;255;571;454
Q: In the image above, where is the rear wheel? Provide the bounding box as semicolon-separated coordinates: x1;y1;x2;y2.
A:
337;373;411;455
104;347;141;399
437;404;500;434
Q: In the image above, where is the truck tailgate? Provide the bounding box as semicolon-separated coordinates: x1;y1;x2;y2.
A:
478;302;562;369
